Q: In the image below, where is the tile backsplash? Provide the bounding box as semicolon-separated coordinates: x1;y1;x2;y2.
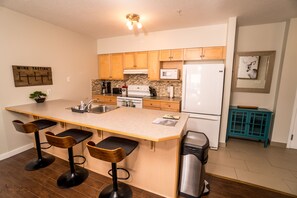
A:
92;74;182;97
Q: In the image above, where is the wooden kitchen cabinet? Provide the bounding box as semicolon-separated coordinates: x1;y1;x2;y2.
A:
110;53;124;80
92;95;117;105
143;100;161;110
124;51;148;69
148;50;160;81
98;54;110;79
183;46;225;60
159;49;183;61
98;54;124;80
160;101;180;112
143;98;181;112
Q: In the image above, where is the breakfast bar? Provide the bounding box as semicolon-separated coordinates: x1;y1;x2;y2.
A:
6;99;189;198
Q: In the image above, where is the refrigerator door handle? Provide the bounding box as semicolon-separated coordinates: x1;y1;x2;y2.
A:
182;67;187;111
189;114;220;121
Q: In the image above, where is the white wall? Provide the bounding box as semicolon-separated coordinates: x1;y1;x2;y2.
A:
273;18;297;143
0;7;97;156
231;22;286;110
97;24;227;53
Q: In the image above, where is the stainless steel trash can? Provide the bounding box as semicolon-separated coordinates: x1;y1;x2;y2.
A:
179;131;209;198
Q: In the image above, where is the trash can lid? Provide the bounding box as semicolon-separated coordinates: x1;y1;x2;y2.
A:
183;131;209;149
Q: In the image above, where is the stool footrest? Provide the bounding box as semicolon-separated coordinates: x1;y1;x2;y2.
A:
73;155;86;165
108;168;130;180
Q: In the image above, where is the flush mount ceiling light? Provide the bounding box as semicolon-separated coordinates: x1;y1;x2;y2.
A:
126;13;142;30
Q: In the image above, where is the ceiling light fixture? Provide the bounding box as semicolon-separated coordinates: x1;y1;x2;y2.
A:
126;13;142;30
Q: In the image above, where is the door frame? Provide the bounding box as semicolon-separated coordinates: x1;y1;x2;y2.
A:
287;88;297;149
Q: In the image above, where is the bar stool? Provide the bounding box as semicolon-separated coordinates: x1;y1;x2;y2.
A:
12;119;57;171
87;136;138;198
45;129;93;188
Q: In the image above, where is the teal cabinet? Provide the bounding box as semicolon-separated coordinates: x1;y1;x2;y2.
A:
226;106;273;147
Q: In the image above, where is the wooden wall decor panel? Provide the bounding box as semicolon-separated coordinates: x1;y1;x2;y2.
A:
12;65;53;87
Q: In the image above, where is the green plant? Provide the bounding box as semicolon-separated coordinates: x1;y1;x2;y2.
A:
29;91;47;100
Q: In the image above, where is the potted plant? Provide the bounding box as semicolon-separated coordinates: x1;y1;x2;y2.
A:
29;91;47;103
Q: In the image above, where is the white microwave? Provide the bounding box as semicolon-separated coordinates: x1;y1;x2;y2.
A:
160;69;179;80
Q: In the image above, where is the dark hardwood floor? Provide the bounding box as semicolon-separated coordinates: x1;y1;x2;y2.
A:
0;149;295;198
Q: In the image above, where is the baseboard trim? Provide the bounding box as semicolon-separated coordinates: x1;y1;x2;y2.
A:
0;143;34;161
270;141;287;148
206;172;296;197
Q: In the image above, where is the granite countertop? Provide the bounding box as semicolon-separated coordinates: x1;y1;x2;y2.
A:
6;99;188;142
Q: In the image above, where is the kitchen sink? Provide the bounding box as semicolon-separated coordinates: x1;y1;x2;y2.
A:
88;104;118;114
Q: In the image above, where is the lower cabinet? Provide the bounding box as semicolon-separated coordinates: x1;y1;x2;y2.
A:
92;95;117;105
226;106;273;147
143;99;181;112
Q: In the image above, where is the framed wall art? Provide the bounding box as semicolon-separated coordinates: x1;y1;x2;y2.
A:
12;65;53;87
232;51;276;93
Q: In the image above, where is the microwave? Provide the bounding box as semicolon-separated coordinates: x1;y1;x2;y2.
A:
160;69;179;80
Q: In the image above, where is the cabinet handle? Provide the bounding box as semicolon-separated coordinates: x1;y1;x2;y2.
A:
133;65;137;67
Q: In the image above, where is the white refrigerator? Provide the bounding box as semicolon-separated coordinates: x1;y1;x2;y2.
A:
182;64;225;149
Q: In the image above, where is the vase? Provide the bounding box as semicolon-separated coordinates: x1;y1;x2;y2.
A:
35;98;46;103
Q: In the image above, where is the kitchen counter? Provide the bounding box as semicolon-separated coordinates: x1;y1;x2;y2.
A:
6;99;188;198
6;99;188;142
144;96;182;102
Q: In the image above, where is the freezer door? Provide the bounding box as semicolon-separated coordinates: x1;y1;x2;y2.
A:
182;64;224;115
186;114;221;149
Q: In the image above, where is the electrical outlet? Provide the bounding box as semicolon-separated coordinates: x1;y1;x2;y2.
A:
46;89;51;96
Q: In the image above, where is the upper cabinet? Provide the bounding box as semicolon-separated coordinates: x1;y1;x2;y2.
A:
98;54;110;79
124;51;148;69
159;49;184;61
110;53;124;80
184;46;225;60
148;51;160;81
98;53;124;80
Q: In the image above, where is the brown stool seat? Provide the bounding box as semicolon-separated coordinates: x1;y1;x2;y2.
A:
45;129;93;188
12;119;57;171
87;136;138;198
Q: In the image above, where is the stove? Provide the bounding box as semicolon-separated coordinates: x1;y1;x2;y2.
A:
117;85;151;108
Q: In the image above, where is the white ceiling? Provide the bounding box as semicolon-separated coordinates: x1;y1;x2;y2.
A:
1;0;297;39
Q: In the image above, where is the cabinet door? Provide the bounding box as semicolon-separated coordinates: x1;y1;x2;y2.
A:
98;54;110;79
143;100;161;110
183;48;203;60
110;53;123;80
159;50;171;61
94;95;117;105
171;49;184;61
135;51;148;69
123;52;135;69
248;112;268;138
202;47;225;60
161;101;180;112
148;51;160;81
228;110;248;136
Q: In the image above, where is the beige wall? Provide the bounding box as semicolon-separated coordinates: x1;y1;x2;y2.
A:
97;24;227;53
273;18;297;143
231;22;286;110
0;7;97;156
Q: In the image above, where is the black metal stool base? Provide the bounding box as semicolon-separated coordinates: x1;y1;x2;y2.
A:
57;166;89;188
25;155;55;171
99;183;132;198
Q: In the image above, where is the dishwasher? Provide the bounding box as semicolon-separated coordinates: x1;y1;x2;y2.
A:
179;131;210;198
